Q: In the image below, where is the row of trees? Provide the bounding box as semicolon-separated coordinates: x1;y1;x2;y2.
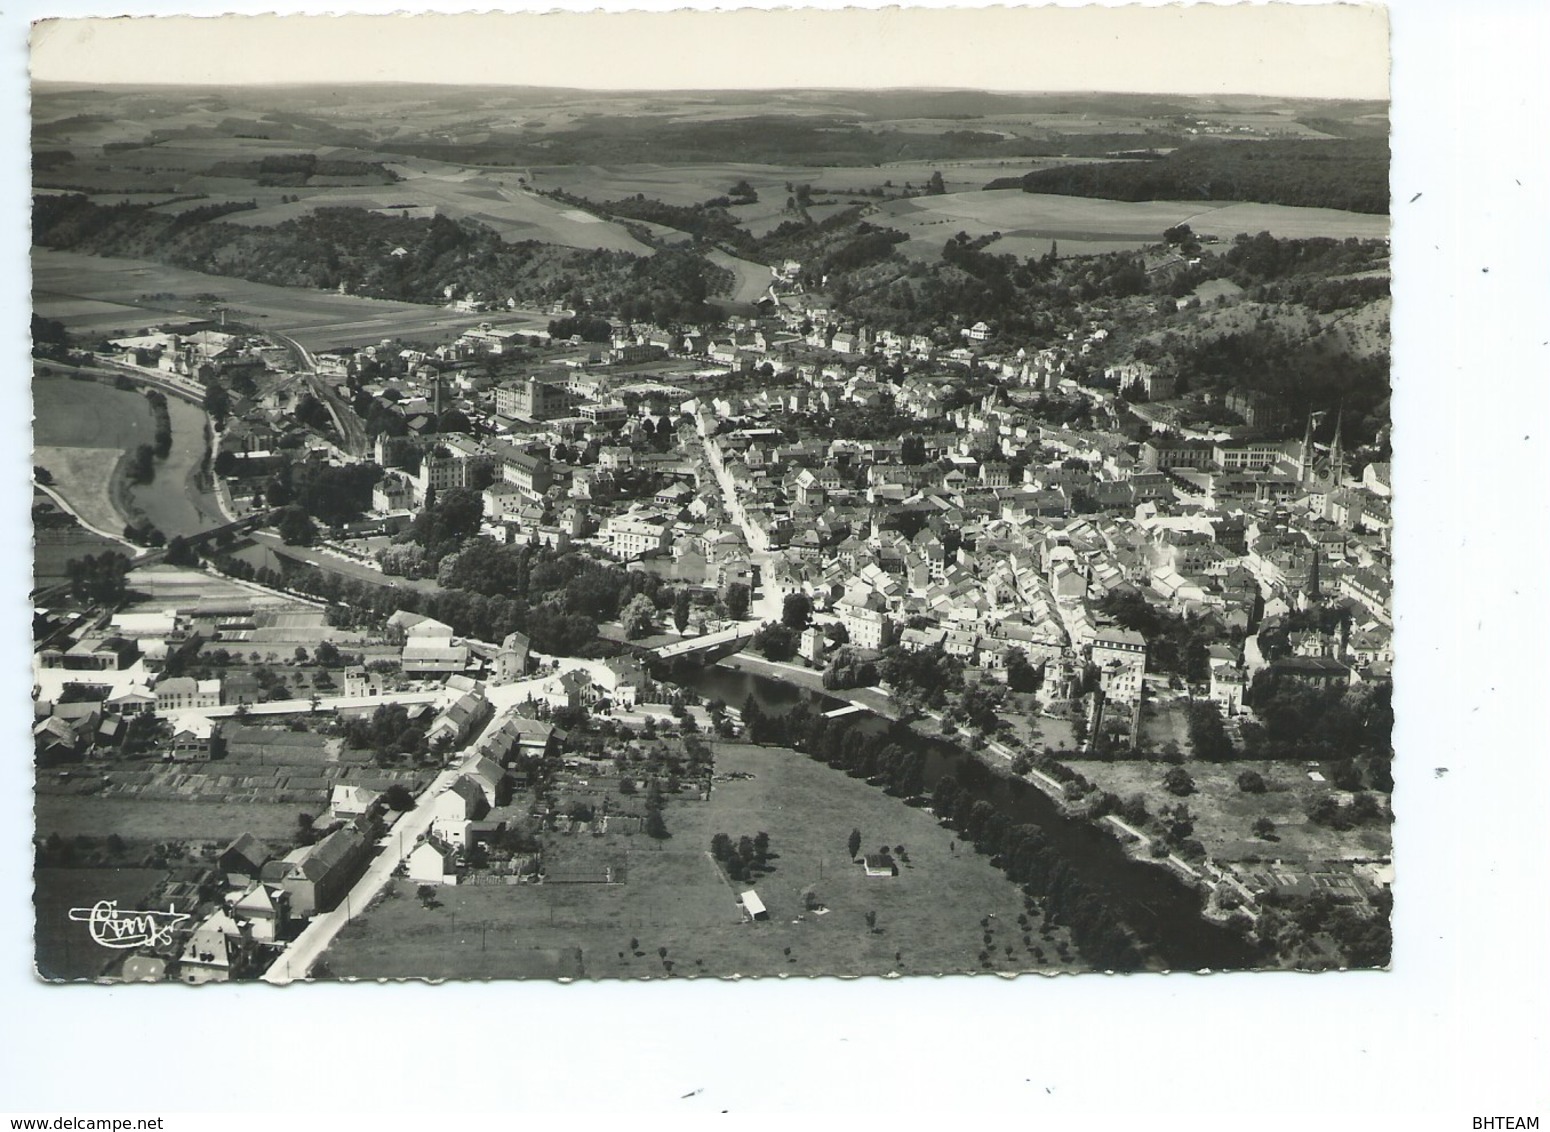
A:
931;774;1143;971
64;552;131;605
730;690;1148;969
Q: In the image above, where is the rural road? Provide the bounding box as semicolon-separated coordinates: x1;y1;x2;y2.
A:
263;754;471;984
34;480;144;554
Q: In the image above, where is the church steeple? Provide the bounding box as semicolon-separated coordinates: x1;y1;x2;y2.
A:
1328;409;1347;487
1300;412;1317;484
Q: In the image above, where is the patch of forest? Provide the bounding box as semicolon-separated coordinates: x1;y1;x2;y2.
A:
985;138;1390;215
204;153;402;186
32;196;731;324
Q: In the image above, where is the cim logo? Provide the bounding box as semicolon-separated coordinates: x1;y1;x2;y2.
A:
67;901;190;950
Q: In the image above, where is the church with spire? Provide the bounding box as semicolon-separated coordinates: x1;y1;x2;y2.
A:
1298;409;1350;509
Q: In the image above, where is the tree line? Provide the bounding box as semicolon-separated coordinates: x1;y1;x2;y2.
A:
988;138;1391;215
733;698;1144;971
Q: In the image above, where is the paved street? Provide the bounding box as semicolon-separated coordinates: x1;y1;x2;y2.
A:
262;752;469;984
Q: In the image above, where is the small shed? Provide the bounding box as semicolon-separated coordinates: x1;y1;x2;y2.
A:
740;889;768;921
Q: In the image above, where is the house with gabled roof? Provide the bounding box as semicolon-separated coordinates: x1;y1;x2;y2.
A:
178;909;244;985
219;833;268;884
408;840;458;887
463;754;509;809
231;883;288;942
427;687;490;750
431;777;488;847
272;827;369;918
330;784;380;823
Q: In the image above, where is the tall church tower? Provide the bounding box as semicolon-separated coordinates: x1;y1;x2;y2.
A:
1299;413;1317;485
1328;409;1347;488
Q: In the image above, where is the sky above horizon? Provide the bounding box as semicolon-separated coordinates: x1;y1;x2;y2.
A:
30;6;1389;100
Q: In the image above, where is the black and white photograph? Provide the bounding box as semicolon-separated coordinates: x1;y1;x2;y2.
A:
5;0;1549;1121
23;4;1400;985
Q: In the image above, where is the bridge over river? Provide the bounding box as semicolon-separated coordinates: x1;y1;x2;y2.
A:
651;624;755;663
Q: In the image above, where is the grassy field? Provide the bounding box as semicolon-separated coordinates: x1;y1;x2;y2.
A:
223;169;653;255
871;189;1390;261
325;742;1078;981
1060;757;1392;866
33;372;156;535
33;249;503;350
531;158;1088;208
35;795;309;842
34;867;170;981
34;521;125;587
704;248;773;304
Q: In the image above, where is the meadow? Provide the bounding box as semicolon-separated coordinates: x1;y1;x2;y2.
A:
33;372;155;536
34;248;502;350
873;190;1390;261
223;168;653;255
323;741;1078;981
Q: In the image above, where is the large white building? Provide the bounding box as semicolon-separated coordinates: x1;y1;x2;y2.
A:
153;677;221;713
606;512;671;560
838;592;893;652
1091;627;1147;708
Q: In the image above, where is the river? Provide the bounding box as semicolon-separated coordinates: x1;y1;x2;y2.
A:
682;662;1258;971
124;390;225;538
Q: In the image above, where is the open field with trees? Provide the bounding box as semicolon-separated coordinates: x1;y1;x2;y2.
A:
1059;757;1391;865
33;249;504;348
34;200;731;328
872;189;1390;261
323;741;1077;979
224;171;653;255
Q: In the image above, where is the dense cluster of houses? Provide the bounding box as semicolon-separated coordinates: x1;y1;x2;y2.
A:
283;292;1391;749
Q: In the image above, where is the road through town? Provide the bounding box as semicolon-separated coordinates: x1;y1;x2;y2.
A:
262;755;468;984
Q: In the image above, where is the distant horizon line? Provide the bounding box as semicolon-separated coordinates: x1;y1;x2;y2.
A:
30;80;1389;103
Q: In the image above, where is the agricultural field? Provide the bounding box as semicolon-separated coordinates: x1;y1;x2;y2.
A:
324;741;1078;980
872;189;1391;261
704;248;775;305
119;564;308;610
33;248;503;350
532;158;1080;213
33;518;126;588
223;166;653;255
34;794;308;843
33;372;155;536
